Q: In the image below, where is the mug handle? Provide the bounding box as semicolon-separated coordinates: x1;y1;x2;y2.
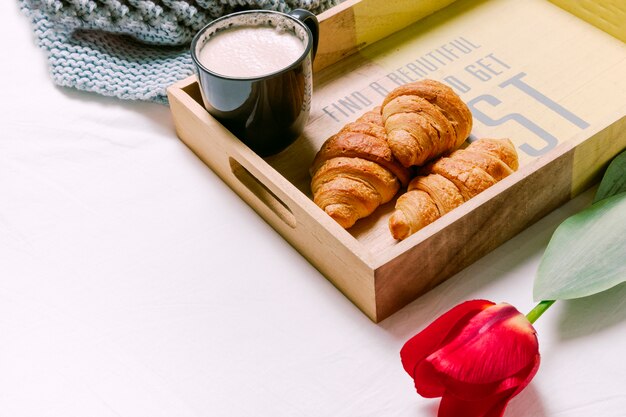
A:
289;9;319;61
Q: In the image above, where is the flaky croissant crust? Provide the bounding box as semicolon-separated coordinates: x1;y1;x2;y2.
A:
382;80;473;168
311;107;410;229
389;138;518;240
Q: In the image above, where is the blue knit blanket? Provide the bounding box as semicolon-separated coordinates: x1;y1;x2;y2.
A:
20;0;339;104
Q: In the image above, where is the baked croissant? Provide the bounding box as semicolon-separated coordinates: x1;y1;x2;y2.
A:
389;138;518;240
381;79;473;167
311;107;411;229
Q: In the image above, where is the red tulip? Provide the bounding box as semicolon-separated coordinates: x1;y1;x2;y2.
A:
400;300;540;417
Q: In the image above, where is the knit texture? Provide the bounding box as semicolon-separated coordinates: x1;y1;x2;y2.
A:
20;0;339;104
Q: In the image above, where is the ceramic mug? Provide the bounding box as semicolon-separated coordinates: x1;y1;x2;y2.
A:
190;9;319;157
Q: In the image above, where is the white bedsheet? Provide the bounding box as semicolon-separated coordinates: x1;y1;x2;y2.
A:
2;2;625;416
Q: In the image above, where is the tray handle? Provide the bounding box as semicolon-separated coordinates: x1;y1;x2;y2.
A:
228;157;297;229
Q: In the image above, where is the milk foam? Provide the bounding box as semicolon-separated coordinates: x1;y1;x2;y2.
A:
199;25;306;78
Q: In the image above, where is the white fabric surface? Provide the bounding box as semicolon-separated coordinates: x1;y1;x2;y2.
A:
2;2;625;416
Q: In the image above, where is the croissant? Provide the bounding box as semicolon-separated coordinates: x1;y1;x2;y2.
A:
311;107;411;229
381;79;473;167
389;138;518;240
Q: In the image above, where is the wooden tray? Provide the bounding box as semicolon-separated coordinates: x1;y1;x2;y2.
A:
168;0;626;322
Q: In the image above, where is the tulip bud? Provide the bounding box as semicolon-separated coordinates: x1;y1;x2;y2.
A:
401;300;540;417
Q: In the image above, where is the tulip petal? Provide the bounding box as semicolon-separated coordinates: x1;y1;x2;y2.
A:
428;304;538;387
412;357;448;397
400;300;493;397
438;388;516;417
510;355;540;397
435;359;540;401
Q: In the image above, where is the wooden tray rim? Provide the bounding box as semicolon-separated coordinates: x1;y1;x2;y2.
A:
167;75;626;270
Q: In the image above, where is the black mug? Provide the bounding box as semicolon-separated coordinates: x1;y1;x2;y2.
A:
191;9;319;157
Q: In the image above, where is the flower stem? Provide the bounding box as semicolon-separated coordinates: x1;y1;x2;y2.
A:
526;300;556;324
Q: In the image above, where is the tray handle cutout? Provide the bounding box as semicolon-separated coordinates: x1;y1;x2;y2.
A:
228;157;297;229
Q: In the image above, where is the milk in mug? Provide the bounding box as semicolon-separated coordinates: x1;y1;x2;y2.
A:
198;25;306;78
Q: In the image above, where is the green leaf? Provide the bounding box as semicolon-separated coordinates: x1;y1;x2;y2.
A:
533;192;626;301
594;149;626;203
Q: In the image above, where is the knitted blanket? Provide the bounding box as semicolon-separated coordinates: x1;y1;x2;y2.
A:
20;0;340;104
